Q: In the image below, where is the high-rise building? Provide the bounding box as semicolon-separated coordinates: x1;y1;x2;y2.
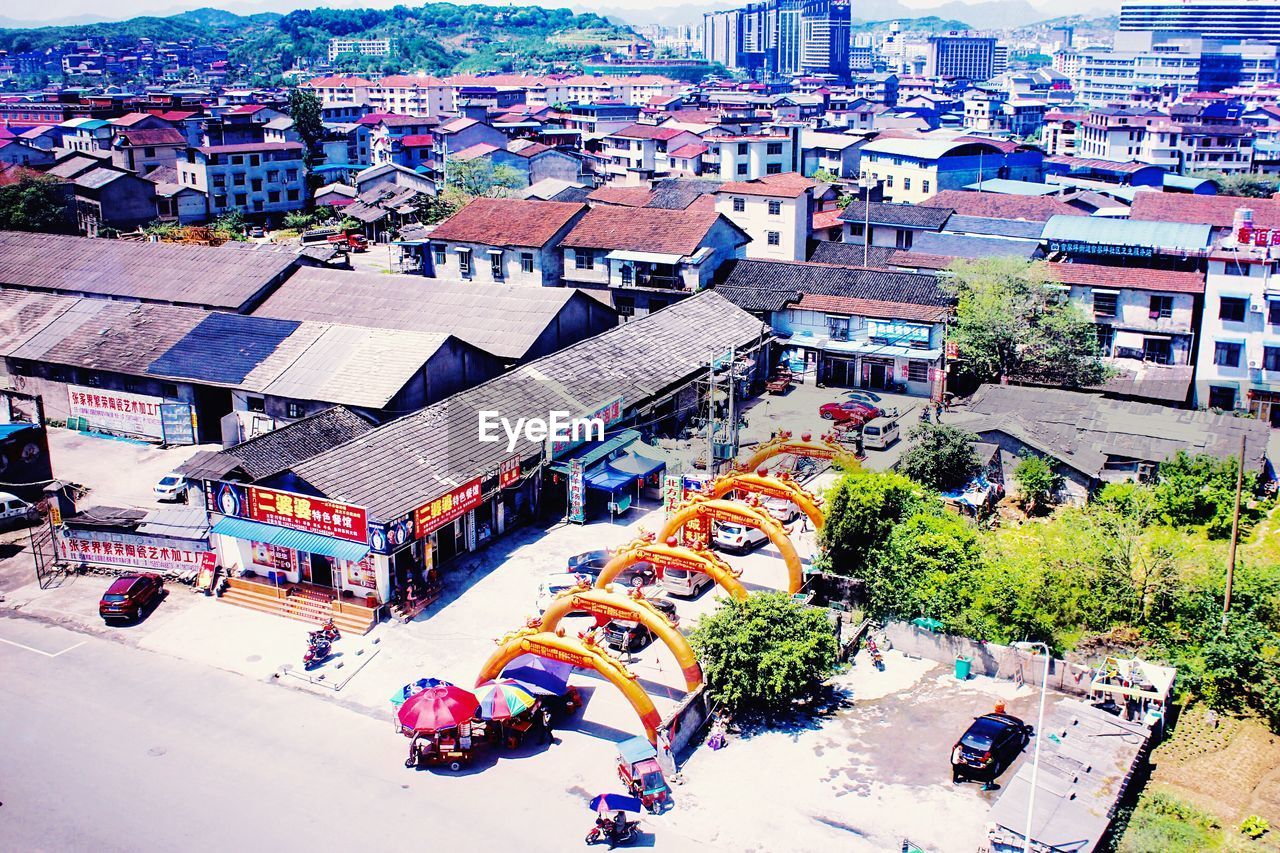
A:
1120;0;1280;45
771;0;804;76
703;9;744;68
799;0;851;78
925;33;997;81
1074;31;1279;104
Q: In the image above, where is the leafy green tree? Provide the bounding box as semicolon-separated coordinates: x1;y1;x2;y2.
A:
1152;451;1257;538
946;257;1113;388
445;157;524;198
1191;170;1280;199
0;175;75;234
689;592;838;715
867;509;982;622
819;468;925;574
897;421;979;492
1013;453;1062;514
212;209;247;240
282;211;315;231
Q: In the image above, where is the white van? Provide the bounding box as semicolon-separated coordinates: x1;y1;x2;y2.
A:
862;417;900;450
662;566;713;598
0;492;37;527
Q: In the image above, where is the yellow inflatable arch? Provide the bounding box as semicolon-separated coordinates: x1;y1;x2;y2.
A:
597;536;749;601
658;497;804;594
703;469;825;531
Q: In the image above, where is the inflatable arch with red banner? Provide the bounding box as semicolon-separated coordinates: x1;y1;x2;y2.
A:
596;534;748;601
734;430;853;474
658;496;804;594
703;469;825;531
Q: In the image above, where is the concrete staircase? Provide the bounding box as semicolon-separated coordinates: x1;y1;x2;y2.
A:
220;577;379;635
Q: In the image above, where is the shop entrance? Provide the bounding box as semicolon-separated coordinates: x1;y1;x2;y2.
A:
866;361;888;390
1249;391;1280;427
825;356;856;387
307;553;334;588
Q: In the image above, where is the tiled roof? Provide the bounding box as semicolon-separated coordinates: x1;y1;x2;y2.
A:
808;242;899;269
647;178;721;210
887;251;955;270
399;134;435;147
837;201;952;229
813;210;844;230
221;406;376;480
668;143;707;158
718;172;815;199
609;123;688;141
288;291;764;520
794;292;949;323
1128;191;1280;230
942;215;1046;240
147;313;300;385
429;198;586;248
1045;155;1151;174
377;114;436;128
921;190;1085;222
587;186;654;207
717;258;953;312
115;127;185;146
450;142;500;161
306;75;375;87
1045;262;1204;295
196;142;302;155
562;206;728;255
378;74;445;87
909;232;1039;260
0;231;296;311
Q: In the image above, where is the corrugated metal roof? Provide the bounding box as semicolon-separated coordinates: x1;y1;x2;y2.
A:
1042;215;1212;252
147;313;300;385
137;507;210;539
210;516;368;561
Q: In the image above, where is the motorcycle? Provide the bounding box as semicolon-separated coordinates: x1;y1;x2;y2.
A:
311;619;341;643
585;818;639;847
303;636;332;670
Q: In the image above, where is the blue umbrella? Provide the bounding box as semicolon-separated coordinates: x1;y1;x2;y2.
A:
389;677;454;709
589;793;643;814
500;653;572;696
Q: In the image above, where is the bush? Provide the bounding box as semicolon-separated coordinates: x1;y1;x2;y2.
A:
1013;453;1062;513
897;421;979;492
689;592;838;715
1241;815;1270;839
819;469;926;573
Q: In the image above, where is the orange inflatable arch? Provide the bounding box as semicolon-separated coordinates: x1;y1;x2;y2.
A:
658;497;804;594
735;430;853;474
704;469;825;531
477;628;663;743
597;537;748;601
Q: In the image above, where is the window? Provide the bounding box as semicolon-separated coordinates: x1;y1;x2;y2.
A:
434;247;447;267
886;175;893;188
286;189;299;202
737;142;748;154
161;383;179;398
767;231;780;246
1208;385;1236;410
620;265;633;286
848;223;864;238
234;194;247;207
521;252;534;274
1269;301;1280;326
246;396;266;413
1093;291;1118;317
766;142;783;155
1149;295;1173;319
907;360;929;382
767;200;782;216
490;252;503;279
736;163;748;175
1143;338;1172;365
732;197;745;212
285;169;298;182
1096;324;1114;353
286;401;304;419
1223;262;1251;276
615;294;635;316
1266;346;1280;372
827;315;850;340
1220;297;1247;322
459;250;472;276
766;163;782;174
1214;341;1242;367
903;177;911;191
574;249;594;270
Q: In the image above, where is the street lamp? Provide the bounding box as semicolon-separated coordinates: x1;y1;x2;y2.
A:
1013;640;1050;853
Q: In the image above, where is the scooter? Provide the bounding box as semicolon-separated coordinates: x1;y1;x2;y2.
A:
311;619;341;643
585;818;639;846
303;636;332;670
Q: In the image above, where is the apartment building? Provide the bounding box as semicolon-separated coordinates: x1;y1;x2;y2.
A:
1076;109;1255;174
715;173;815;262
303;75;376;109
177;141;306;220
372;75;453;117
701;132;798;181
328;37;394;63
600;124;702;185
925;33;997;81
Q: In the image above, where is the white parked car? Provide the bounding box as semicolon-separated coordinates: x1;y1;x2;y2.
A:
762;497;801;524
712;521;768;554
154;473;188;502
0;491;37;527
535;572;590;614
662;566;714;598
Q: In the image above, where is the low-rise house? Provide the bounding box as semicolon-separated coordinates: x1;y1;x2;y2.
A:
600;124;702;186
839;200;952;250
715;173;816;262
46;152;158;234
110;127;186;175
560;205;750;318
434;117;506;163
800;129;864;179
0;139;55;168
427;198;587;287
60;118;114;155
367;114;438;167
147;166;209;225
177;141;307;222
858;135;1043;204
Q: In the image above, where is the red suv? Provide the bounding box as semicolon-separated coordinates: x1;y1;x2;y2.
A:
819;400;882;424
99;574;164;623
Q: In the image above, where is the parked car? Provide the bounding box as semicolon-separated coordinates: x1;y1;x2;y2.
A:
712;520;769;554
819;400;882;424
567;550;656;588
841;389;882;405
603;598;680;651
535;572;591;614
763;496;801;524
862;417;901;450
950;712;1030;783
154;473;188;502
98;574;164;623
0;491;38;528
662;566;714;598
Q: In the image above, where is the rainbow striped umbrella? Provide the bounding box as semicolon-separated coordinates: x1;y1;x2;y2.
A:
475;679;537;721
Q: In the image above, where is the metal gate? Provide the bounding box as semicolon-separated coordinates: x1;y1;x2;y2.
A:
31;513;65;589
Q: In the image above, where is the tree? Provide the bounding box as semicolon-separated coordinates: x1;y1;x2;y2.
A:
897;421;979;492
0;175;75;234
1013;453;1062;514
1191;170;1280;199
820;468;925;573
689;592;838;715
445;156;523;198
287;88;325;199
1152;451;1258;538
946;257;1113;388
867;509;982;622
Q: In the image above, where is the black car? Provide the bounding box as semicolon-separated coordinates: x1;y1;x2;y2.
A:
950;712;1030;783
567;550;656;588
602;598;679;651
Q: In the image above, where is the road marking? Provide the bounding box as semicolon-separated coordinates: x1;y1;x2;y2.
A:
0;637;85;658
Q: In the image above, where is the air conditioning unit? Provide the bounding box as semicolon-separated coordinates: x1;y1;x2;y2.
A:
1250;300;1265;313
1249;360;1260;369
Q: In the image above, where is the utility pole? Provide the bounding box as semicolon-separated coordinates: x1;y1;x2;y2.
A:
862;177;872;268
706;351;715;477
727;347;737;462
1222;433;1246;631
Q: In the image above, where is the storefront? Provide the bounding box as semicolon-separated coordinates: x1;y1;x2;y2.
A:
57;508;214;575
550;428;668;523
1247;389;1280;428
205;480;384;604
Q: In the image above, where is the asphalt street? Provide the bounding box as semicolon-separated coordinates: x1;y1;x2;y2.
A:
0;617;594;853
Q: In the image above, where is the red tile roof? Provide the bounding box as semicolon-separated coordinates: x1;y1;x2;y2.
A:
609;124;689;141
813;210;844;231
718;172;815;199
587;186;654;207
429;198;586;248
563;206;729;256
378;75;445;87
1046;155;1151;174
399;134;435;147
115;127;186;146
306;75;375;88
888;251;954;270
921;190;1085;222
1128;191;1280;230
668;143;707;159
1044;262;1204;294
795;292;949;323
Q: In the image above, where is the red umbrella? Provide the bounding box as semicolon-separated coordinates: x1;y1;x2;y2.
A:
397;685;479;734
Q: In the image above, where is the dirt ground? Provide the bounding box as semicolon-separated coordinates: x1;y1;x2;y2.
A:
1147;706;1280;846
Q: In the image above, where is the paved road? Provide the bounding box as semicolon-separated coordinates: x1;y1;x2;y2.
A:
0;617;593;853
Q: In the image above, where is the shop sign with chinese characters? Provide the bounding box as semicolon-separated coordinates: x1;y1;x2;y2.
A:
499;455;521;488
413;478;483;537
207;481;369;545
67;385;165;440
57;530;215;573
568;458;586;524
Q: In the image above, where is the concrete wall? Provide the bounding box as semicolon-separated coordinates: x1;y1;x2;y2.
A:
661;684;712;762
882;621;1095;697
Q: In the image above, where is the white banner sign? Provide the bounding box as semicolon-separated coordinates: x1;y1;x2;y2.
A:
68;385;165;439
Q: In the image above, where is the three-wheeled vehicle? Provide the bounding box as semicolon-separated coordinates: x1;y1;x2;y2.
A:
766;368;793;395
616;736;670;813
405;722;475;771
